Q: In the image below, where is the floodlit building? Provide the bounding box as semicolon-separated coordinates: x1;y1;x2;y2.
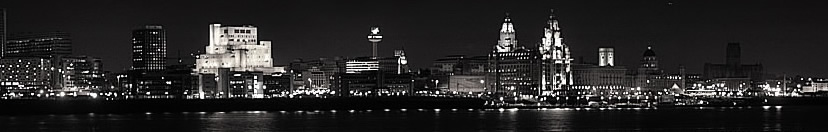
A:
495;13;517;53
598;47;614;67
194;23;285;98
345;57;379;74
538;9;573;95
802;81;828;93
195;23;282;74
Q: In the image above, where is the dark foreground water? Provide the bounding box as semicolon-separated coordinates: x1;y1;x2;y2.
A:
1;106;826;131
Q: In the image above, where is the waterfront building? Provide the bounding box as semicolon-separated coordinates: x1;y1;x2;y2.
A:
56;56;105;93
0;57;53;97
1;31;105;96
289;57;346;91
538;9;573;95
131;25;167;72
4;32;71;58
631;46;683;93
802;80;828;93
194;23;283;74
488;48;542;96
571;64;629;95
703;43;764;92
193;23;285;98
430;55;487;90
345;57;379;74
598;47;614;67
495;13;517;53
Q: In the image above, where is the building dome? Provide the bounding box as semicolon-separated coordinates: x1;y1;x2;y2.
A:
643;46;656;57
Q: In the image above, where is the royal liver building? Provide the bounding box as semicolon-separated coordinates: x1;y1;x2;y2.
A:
539;9;572;95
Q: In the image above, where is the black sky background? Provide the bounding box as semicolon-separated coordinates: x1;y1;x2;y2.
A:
1;0;827;77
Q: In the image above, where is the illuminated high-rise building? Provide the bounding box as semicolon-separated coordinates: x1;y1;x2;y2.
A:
539;9;572;94
368;26;382;58
195;23;282;74
0;8;5;58
598;47;614;67
495;13;517;52
131;25;166;72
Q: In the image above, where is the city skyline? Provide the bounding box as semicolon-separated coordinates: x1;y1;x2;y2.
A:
1;0;827;77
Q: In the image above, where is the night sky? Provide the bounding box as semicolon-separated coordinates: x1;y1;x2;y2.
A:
2;0;827;77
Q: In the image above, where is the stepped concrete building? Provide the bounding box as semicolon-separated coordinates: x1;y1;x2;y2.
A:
195;24;283;74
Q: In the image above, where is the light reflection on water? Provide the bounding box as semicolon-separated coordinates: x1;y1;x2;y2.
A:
0;106;825;131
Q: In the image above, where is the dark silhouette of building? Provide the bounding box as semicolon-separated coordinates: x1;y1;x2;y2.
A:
704;43;763;80
703;43;764;92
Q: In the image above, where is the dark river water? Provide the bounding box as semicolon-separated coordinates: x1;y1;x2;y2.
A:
1;106;825;131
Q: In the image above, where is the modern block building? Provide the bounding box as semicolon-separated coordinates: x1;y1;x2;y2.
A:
0;57;53;97
489;48;542;96
4;32;72;58
131;25;167;72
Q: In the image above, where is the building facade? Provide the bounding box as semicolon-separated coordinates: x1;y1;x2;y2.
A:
131;25;167;72
539;9;573;95
5;32;71;58
195;24;282;74
0;57;53;97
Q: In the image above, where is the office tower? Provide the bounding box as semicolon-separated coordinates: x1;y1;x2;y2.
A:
598;47;614;67
539;9;573;93
0;8;5;58
489;49;542;95
131;25;167;72
368;26;382;58
195;23;282;74
495;13;517;52
57;56;104;92
5;32;72;57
